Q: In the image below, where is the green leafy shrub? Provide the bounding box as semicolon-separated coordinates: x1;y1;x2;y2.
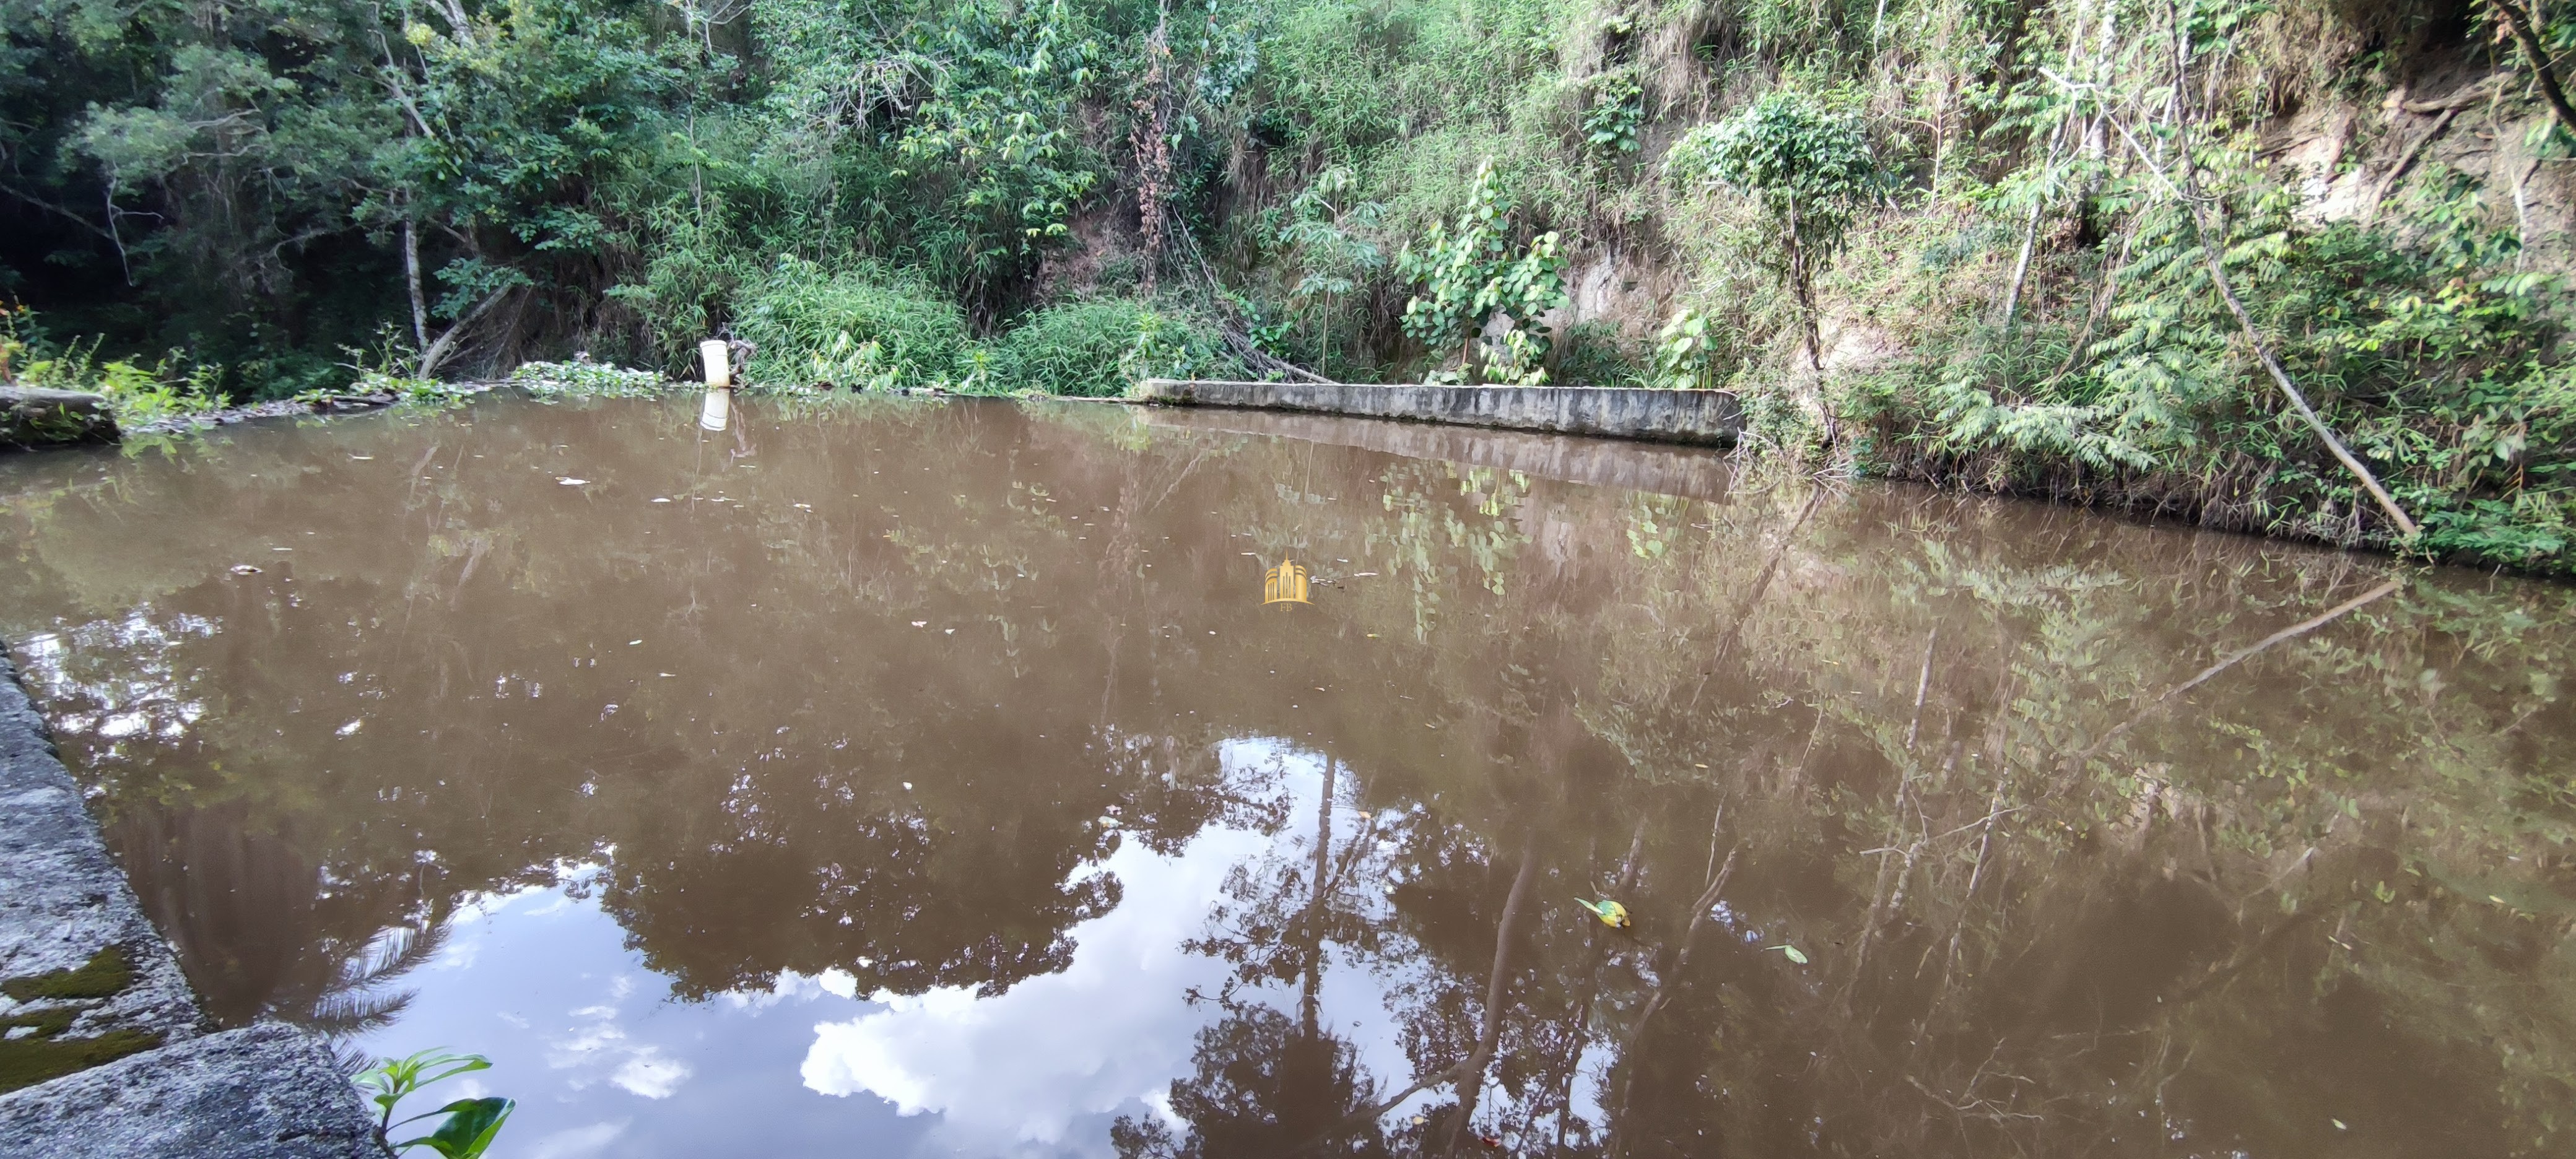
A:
4;308;222;424
881;0;1104;302
731;259;972;390
1874;151;2574;572
1667;92;1876;368
508;358;669;397
356;1048;513;1159
1552;320;1641;386
1582;72;1643;155
993;297;1232;397
1653;310;1719;391
1396;159;1570;382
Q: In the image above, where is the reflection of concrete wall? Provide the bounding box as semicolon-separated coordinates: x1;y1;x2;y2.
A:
1136;380;1738;446
1139;407;1737;505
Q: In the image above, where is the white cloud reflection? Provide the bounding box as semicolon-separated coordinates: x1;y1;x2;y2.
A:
524;1119;629;1159
799;821;1268;1148
794;737;1446;1154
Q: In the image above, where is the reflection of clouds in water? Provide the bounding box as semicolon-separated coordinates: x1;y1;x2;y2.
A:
14;612;219;745
801;822;1268;1148
728;968;859;1011
523;1119;630;1159
546;1002;695;1099
799;738;1429;1152
1204;745;1432;1123
354;869;910;1158
417;871;695;1101
429;866;596;975
365;744;1433;1155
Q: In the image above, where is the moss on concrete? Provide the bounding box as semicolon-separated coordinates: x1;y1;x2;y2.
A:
2;945;137;1003
0;1026;163;1094
0;946;163;1094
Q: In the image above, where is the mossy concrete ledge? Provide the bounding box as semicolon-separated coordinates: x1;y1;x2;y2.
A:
1134;380;1739;446
0;647;378;1157
0;387;120;450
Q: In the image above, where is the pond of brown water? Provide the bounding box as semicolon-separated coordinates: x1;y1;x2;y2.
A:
2;393;2570;1158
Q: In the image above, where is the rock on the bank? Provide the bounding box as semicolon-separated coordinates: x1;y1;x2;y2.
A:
0;653;199;1046
0;1025;381;1159
0;387;119;449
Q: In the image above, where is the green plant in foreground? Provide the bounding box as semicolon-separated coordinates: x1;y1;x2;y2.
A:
355;1049;513;1159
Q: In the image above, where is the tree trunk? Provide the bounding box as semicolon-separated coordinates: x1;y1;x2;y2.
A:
403;219;430;352
1298;755;1336;1039
2491;0;2576;141
416;285;511;379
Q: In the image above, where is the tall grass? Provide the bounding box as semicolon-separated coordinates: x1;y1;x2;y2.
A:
731;259;972;389
993;297;1235;396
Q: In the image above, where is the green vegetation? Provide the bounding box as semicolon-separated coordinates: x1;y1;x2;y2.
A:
1666;91;1878;377
1;0;2571;568
0;945;136;1002
1;308;222;425
1393;159;1571;384
357;1049;514;1159
732;260;972;389
994;297;1233;395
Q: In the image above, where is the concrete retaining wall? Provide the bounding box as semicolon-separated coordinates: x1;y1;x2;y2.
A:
1134;380;1739;446
1139;407;1737;504
0;646;380;1157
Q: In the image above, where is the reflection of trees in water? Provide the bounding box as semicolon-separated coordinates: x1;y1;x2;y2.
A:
107;802;450;1043
2;396;2572;1153
1133;439;2576;1154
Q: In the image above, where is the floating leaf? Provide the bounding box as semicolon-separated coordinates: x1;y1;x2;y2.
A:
1768;944;1808;965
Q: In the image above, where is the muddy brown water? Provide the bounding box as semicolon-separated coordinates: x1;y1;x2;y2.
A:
2;393;2570;1158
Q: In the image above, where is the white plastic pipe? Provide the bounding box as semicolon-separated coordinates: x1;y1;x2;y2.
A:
700;339;731;389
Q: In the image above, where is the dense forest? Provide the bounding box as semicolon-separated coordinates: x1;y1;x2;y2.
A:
1;0;2571;570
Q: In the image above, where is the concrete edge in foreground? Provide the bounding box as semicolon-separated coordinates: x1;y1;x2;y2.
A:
0;1024;380;1159
0;645;380;1157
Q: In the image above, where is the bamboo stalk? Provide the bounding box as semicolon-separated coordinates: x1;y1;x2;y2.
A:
2074;87;2423;537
